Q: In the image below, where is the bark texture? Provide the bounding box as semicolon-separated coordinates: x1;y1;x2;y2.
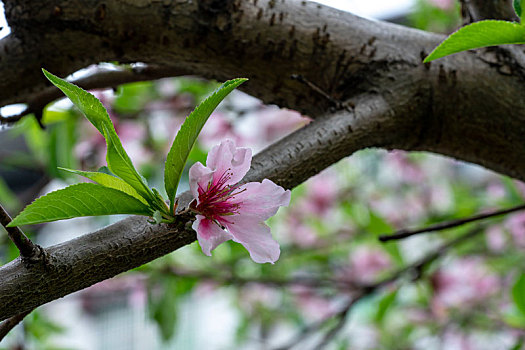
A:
1;0;525;320
0;90;410;320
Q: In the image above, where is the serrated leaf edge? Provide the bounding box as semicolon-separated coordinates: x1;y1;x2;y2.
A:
163;78;247;212
424;20;525;62
8;183;153;227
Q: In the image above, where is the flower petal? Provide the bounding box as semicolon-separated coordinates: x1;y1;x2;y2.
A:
192;215;233;256
232;179;291;220
206;139;252;187
189;162;214;201
225;215;281;263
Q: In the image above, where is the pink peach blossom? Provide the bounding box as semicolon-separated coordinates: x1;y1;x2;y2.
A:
429;0;454;10
189;140;291;263
344;246;392;284
285;215;319;248
291;285;336;321
486;225;507;252
505;212;525;247
299;170;339;217
430;258;499;318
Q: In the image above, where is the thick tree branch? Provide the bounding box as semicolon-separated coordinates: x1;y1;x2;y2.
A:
0;91;413;321
2;0;525;324
1;0;525;184
0;64;189;125
1;0;439;115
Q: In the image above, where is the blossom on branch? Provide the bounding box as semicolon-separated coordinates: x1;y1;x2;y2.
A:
188;140;290;263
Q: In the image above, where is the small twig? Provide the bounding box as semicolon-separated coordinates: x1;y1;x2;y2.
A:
272;298;356;350
273;226;484;350
165;266;362;291
290;74;353;113
379;203;525;242
0;309;33;341
314;296;363;350
0;64;189;126
0;204;39;258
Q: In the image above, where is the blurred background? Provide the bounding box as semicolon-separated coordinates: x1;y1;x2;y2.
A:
3;1;525;349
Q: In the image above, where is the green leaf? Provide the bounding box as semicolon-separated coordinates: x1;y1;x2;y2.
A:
515;0;525;20
368;211;404;265
374;289;398;324
42;69;155;204
58;167;149;205
102;124;155;204
0;176;20;212
424;20;525;62
512;273;525;316
148;277;179;341
42;69;112;134
151;188;170;216
503;310;525;328
164;78;247;212
510;337;524;350
8;183;153;226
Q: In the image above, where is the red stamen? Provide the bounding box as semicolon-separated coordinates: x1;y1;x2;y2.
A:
194;169;245;221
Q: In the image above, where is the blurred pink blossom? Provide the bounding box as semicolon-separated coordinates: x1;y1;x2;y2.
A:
344;246;392;284
298;170;339;217
369;193;426;227
189;140;291;263
291;285;336;321
505;212;525;247
239;284;282;314
485;225;507;252
253;108;311;144
239;108;311;149
486;181;506;201
429;0;454;10
385;151;425;184
441;328;475;350
428;183;454;213
199;112;249;149
431;258;499;318
284;214;319;248
81;275;147;312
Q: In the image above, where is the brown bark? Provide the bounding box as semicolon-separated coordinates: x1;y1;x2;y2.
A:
460;0;518;22
0;91;411;320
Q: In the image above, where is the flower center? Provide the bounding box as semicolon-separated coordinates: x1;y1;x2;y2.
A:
193;170;245;220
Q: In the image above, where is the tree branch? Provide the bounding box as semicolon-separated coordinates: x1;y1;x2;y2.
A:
0;64;189;125
275;226;485;350
2;0;525;185
379;203;525;242
0;309;33;341
0;91;410;321
1;0;525;325
164;266;362;291
0;0;441;115
460;0;517;23
0;205;41;259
